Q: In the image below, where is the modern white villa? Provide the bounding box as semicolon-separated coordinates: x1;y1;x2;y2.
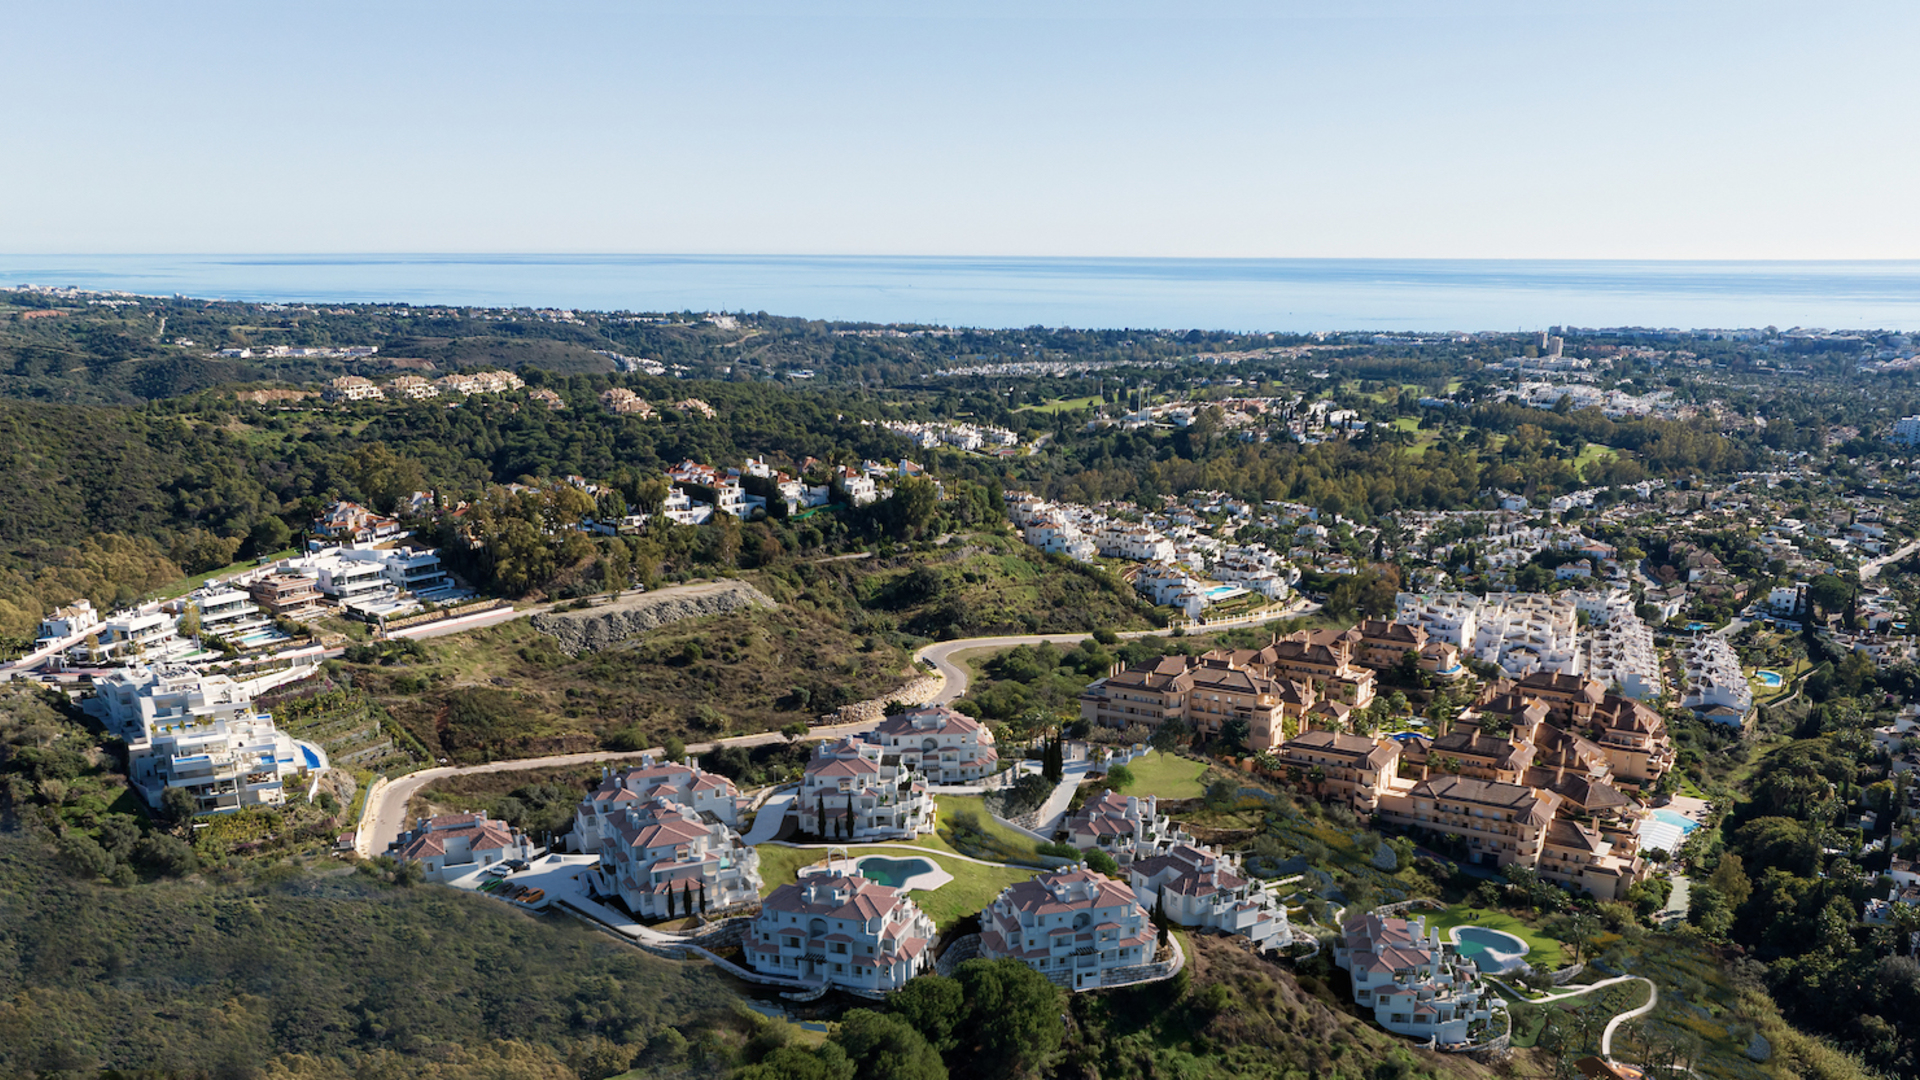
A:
978;866;1160;991
1335;910;1496;1045
747;866;936;992
797;738;935;839
872;705;999;785
89;664;321;814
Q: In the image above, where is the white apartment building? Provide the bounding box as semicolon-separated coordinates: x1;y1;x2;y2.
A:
92;664;260;742
1396;592;1583;679
590;794;763;920
1585;614;1663;702
1065;792;1190;863
1893;415;1920;447
36;599;100;644
872;705;1000;785
1134;562;1209;617
798;738;936;839
835;469;880;506
572;756;748;851
129;713;310;814
325;375;384;401
748;867;936;993
1096;523;1177;563
978;867;1160;991
1024;516;1097;563
1128;843;1290;950
89;609;189;664
1335;911;1495;1046
190;586;269;640
660;486;715;526
1678;635;1753;730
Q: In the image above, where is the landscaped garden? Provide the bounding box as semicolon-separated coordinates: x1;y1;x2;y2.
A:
751;843;1033;929
1427;903;1573;968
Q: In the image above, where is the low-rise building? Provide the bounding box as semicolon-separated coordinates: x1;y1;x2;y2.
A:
246;573;326;620
1128;843;1290;949
978;867;1159;991
1335;910;1494;1045
572;755;749;851
747;866;936;992
1065;791;1190;860
590;794;762;920
389;812;535;882
798;738;935;839
872;705;999;785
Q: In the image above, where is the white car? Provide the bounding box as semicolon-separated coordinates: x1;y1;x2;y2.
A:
485;864;513;878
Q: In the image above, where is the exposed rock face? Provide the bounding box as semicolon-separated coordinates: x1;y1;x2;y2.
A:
530;581;776;653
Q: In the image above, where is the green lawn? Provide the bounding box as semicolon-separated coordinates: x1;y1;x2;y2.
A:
1571;443;1621;472
915;795;1045;858
753;843;1033;930
1016;395;1102;414
1427;904;1571;967
1118;751;1208;800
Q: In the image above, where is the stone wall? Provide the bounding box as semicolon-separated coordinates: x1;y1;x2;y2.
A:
934;932;982;977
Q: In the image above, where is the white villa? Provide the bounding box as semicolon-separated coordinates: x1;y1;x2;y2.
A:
978;866;1160;991
747;867;936;992
573;756;748;851
797;738;935;839
872;705;1000;785
591;794;763;920
1335;910;1495;1045
90;665;321;815
390;812;535;882
1128;843;1290;949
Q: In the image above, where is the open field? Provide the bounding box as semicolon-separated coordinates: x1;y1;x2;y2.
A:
1016;394;1102;414
1120;751;1209;799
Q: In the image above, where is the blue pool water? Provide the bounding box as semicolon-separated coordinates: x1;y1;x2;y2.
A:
1755;670;1783;688
1685;622;1709;632
853;857;935;889
1650;809;1700;833
300;744;322;769
1451;926;1529;972
1204;585;1243;599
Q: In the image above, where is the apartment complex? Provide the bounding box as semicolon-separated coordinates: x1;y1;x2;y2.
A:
572;755;749;851
1128;844;1291;949
1278;673;1666;900
978;867;1159;991
1335;911;1495;1045
872;705;1000;785
588;794;763;920
797;738;936;839
748;867;936;993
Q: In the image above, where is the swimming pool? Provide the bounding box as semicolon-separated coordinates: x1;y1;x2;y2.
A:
1685;621;1709;632
1755;670;1783;688
1449;925;1530;973
1203;585;1245;599
1650;808;1699;833
851;855;952;892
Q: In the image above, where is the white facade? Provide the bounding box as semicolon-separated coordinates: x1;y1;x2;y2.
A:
798;738;935;839
590;795;763;919
573;755;748;851
390;812;534;882
1129;843;1290;949
872;705;1000;784
1894;415;1920;447
1335;911;1495;1046
978;867;1159;991
1678;635;1753;729
747;867;936;992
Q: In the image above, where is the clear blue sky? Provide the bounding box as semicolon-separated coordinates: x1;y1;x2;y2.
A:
5;0;1915;258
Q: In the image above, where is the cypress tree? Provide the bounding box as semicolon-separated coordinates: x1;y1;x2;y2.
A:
699;879;708;913
665;882;676;919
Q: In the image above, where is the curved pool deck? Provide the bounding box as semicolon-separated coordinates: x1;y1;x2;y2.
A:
798;853;954;893
1448;925;1530;974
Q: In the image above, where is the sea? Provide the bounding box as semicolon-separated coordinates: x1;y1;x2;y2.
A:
5;254;1920;333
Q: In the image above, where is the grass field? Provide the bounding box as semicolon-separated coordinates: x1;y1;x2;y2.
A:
1119;751;1208;799
752;844;1033;929
1016;395;1102;414
1572;442;1622;472
1427;904;1572;968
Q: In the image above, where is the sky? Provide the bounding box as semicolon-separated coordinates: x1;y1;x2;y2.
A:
4;0;1917;259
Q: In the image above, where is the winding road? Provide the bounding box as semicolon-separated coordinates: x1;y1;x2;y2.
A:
360;598;1317;855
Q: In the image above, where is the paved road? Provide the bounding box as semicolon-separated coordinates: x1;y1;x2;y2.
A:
364;595;1318;853
1600;978;1660;1061
914;598;1319;704
1861;536;1920;582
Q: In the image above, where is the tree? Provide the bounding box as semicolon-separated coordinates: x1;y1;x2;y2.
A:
782;720;811;742
662;736;686;761
886;975;965;1053
953;958;1065;1079
1085;849;1119;876
1104;763;1133;791
1150;718;1188;754
665;882;677;919
833;1008;948;1080
160;785;198;824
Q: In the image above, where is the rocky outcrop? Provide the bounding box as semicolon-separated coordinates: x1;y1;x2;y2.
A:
530;581;776;653
821;674;944;724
